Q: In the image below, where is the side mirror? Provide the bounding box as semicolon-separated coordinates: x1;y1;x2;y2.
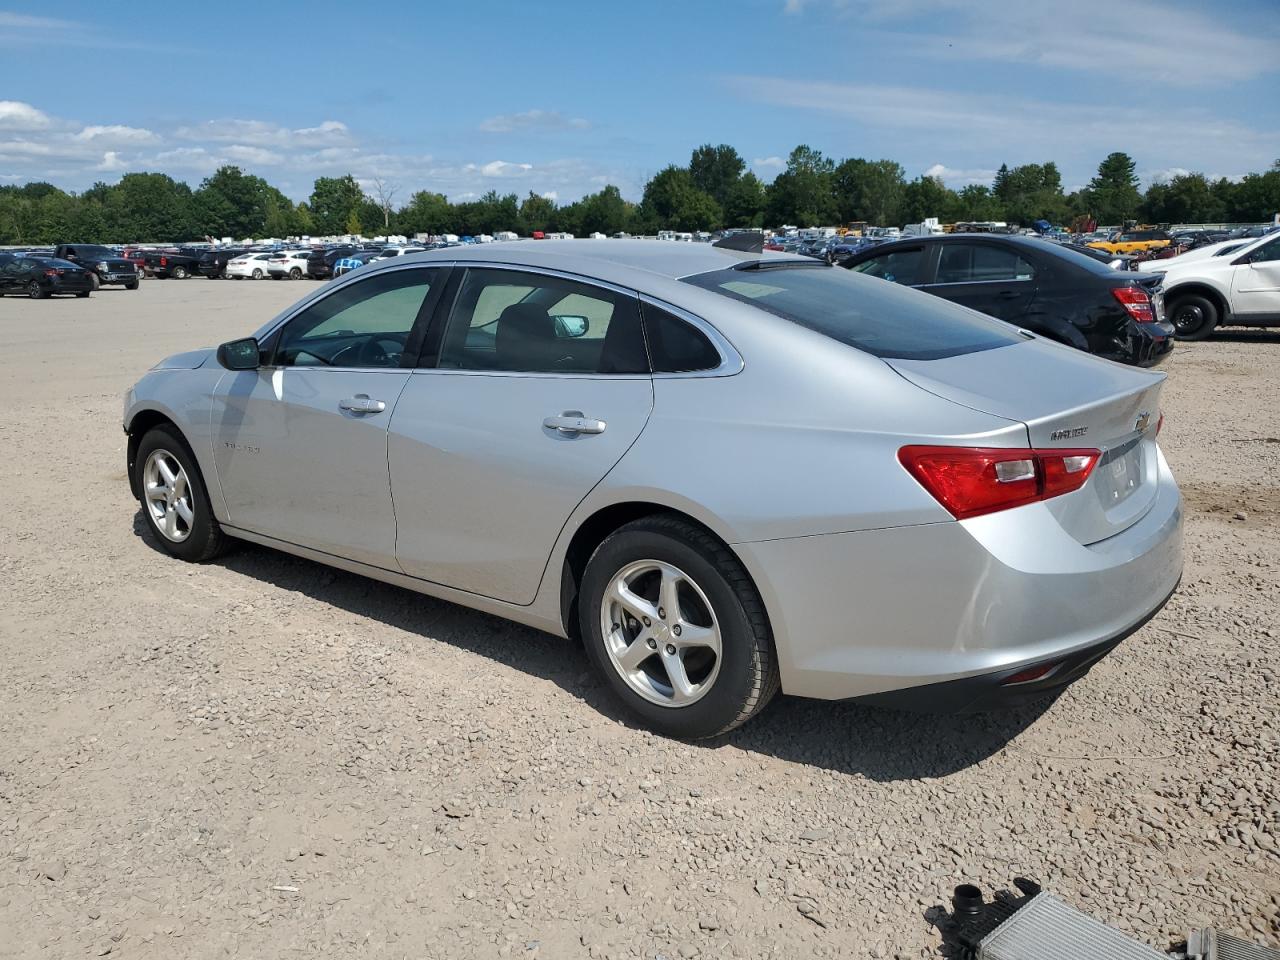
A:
217;337;261;370
553;315;590;338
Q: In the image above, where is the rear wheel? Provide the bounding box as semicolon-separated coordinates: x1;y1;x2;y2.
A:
28;281;46;299
133;425;228;562
289;267;302;280
251;268;263;280
1170;293;1218;341
76;291;90;298
171;265;188;279
579;515;780;739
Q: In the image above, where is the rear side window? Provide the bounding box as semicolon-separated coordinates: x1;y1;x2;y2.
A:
683;264;1022;361
935;244;1035;283
849;247;924;285
642;304;721;372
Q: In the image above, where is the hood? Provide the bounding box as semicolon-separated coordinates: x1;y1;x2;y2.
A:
151;348;213;370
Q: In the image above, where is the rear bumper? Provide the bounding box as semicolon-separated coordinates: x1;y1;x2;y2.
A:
853;580;1176;712
735;448;1183;704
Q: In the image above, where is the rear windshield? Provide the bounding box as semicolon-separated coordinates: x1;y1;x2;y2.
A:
683;264;1022;360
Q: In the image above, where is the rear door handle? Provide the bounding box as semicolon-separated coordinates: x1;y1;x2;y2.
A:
339;394;386;414
997;289;1021;299
543;411;606;435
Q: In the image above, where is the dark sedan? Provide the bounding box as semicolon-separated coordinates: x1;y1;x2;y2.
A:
199;248;250;279
840;234;1173;366
0;254;95;298
306;246;356;279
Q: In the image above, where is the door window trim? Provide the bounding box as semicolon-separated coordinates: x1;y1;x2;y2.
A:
256;261;452;372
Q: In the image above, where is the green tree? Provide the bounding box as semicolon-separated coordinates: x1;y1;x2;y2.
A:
723;171;766;227
402;190;455;235
953;184;1004;221
999;162;1067;224
1142;173;1225;224
345;208;363;236
900;175;957;223
1085;152;1142;224
640;166;722;230
517;192;556;234
832;158;905;226
765;145;835;226
194;165;272;238
575;184;632;235
105;173;197;241
310;175;365;235
1225;168;1280;222
688;144;746;209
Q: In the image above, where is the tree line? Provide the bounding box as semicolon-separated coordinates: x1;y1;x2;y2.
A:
1;145;1277;245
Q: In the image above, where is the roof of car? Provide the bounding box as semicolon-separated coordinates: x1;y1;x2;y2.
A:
386;239;808;281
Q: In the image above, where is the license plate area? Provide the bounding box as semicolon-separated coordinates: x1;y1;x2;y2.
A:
1094;435;1145;506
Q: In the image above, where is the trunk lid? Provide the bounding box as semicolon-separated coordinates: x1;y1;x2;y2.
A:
888;339;1165;544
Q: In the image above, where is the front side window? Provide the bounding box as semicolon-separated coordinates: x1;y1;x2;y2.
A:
274;267;435;368
438;268;647;374
850;247;924;285
684;263;1022;361
1247;236;1280;263
935;244;1035;284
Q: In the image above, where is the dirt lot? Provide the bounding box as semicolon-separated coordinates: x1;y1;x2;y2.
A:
1;275;1277;959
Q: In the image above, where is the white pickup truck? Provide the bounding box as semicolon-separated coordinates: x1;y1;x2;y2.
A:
1142;231;1280;339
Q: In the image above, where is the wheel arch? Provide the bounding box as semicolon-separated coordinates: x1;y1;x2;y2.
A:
1165;281;1230;322
125;408;183;499
555;499;773;645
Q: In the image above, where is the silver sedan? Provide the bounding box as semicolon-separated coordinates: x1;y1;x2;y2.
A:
124;240;1182;738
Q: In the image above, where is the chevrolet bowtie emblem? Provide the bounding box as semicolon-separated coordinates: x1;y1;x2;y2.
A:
1135;412;1151;433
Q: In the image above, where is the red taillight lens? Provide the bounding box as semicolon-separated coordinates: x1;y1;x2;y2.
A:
1001;661;1060;686
1112;286;1154;322
898;446;1100;520
44;268;58;277
160;256;168;266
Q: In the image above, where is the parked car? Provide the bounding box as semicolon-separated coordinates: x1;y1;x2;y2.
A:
1137;238;1252;272
199;248;250;279
119;247;150;277
0;253;94;298
306;246;356;280
52;244;139;290
1139;231;1280;339
124;241;1182;738
369;245;426;262
841;234;1173;366
225;253;276;280
1086;230;1173;256
265;250;312;279
144;248;203;279
331;250;382;277
1057;242;1134;271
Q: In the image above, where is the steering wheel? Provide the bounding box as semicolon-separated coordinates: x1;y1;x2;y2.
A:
352;334;408;367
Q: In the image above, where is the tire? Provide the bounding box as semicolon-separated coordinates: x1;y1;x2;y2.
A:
1169;293;1218;341
76;291;90;298
88;272;101;291
28;281;46;299
252;269;263;280
171;265;188;280
125;279;139;290
289;267;302;280
579;515;780;739
133;424;228;563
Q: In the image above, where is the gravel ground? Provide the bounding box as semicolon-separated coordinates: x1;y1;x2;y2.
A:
1;276;1277;959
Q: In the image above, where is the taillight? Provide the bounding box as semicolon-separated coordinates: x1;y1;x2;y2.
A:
1156;412;1164;435
44;268;58;277
1112;286;1154;322
160;256;168;266
898;446;1101;520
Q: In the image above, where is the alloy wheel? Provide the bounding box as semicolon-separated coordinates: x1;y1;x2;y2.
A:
142;449;194;542
600;560;722;707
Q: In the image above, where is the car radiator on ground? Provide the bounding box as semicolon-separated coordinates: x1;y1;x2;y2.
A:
929;879;1279;960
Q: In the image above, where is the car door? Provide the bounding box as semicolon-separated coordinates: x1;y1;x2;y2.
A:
211;265;443;568
389;265;654;605
1230;235;1280;318
0;255;15;291
920;241;1037;323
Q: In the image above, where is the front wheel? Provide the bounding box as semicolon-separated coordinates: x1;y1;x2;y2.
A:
125;279;139;290
579;515;780;739
88;272;101;291
1169;293;1219;341
133;425;228;562
28;281;46;299
76;291;90;298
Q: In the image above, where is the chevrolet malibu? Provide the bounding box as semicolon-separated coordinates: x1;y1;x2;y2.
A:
124;241;1182;738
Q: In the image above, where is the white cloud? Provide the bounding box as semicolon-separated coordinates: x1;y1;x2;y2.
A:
541;191;559;201
479;110;591;133
175;118;352;148
752;156;785;169
222;145;285;165
923;163;998;187
474;160;535;177
96;151;126;172
0;101;52;130
727;76;1280;182
75;124;159;144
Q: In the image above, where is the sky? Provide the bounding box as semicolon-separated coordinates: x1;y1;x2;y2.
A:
2;0;1278;204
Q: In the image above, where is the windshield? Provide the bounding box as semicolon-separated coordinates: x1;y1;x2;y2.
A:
683;264;1023;360
74;245;114;258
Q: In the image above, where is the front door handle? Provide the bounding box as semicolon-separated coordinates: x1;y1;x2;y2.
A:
339;394;386;414
543;411;606;435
